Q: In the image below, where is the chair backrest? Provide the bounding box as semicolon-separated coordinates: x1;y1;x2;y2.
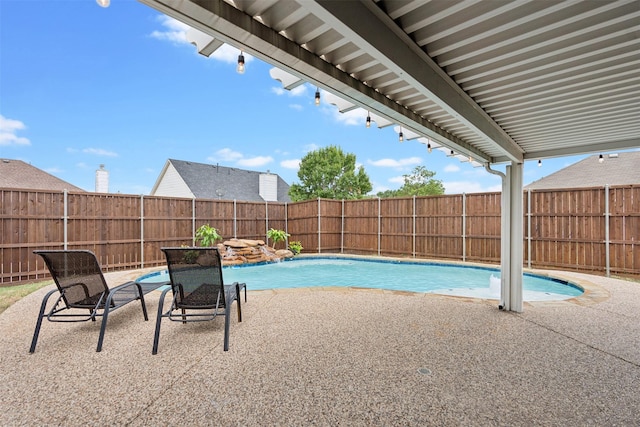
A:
34;250;109;307
161;247;226;309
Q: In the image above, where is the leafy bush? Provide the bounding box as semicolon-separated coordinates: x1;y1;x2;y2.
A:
267;228;290;248
195;224;222;247
288;240;303;255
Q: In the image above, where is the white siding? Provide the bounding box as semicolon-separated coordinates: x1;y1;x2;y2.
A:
259;173;278;201
151;164;194;198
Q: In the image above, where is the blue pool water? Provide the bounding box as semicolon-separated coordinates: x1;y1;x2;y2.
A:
139;257;583;302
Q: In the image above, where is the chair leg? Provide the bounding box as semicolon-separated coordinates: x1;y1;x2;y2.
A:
223;306;231;351
29;289;58;353
97;292;116;352
152;288;171;355
134;283;149;321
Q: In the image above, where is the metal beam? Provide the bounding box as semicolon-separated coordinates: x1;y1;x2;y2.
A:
523;137;640;160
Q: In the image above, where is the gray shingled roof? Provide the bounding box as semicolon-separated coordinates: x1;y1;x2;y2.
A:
0;159;85;192
526;152;640;190
169;159;291;202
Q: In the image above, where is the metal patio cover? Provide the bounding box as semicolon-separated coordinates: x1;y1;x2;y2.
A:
139;0;640;164
137;0;640;311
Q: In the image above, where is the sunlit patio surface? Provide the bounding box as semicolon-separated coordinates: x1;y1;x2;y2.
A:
1;265;638;426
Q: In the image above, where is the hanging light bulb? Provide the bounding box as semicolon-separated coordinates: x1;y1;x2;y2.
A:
599;154;604;163
538;159;542;167
96;0;110;7
366;113;371;128
236;52;245;74
427;142;432;153
315;88;320;106
398;128;404;142
450;150;454;155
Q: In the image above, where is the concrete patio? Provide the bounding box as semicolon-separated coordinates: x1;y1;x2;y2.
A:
1;266;638;426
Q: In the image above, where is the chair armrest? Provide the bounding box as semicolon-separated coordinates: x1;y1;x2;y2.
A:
106;281;146;307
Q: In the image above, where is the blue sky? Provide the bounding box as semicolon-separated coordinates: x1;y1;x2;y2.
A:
1;0;592;195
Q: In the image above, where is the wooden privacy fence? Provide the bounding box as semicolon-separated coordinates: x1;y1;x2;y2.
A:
1;185;638;285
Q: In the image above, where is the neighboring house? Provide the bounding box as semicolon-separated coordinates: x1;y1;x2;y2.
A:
526;152;640;190
150;159;291;202
0;158;85;192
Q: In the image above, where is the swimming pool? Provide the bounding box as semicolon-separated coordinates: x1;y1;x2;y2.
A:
138;257;583;302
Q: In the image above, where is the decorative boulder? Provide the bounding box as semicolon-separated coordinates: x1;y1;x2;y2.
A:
218;239;295;265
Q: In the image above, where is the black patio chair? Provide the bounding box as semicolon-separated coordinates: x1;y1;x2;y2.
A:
153;247;245;354
30;250;149;353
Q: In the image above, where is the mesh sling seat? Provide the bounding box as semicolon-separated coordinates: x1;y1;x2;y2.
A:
30;250;149;353
153;247;245;354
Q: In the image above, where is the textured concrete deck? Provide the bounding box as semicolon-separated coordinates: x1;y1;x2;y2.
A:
1;266;638;426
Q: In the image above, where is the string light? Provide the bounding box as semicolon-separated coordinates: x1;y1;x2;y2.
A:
96;0;110;7
538;159;542;167
599;154;604;163
427;142;432;153
315;88;320;106
236;51;245;74
366;112;371;128
398;128;404;142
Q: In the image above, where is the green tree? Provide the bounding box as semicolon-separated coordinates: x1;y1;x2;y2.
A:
289;145;373;201
377;166;445;198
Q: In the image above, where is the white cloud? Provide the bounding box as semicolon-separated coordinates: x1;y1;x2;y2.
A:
371;184;389;194
149;16;189;44
368;157;422;168
443;181;502;194
210;44;253;65
0;115;30;146
389;175;405;184
330;107;366;126
444;164;460;172
289;104;303;111
212;148;243;162
281;159;300;169
303;143;319;153
237;156;274;167
83;148;118;157
208;149;273;168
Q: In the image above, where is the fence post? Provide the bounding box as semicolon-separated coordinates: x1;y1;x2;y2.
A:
462;193;466;262
265;201;269;242
605;185;610;277
378;197;381;256
285;202;288;243
527;189;531;269
191;198;196;245
233;199;237;239
63;189;68;250
140;195;144;268
341;199;345;254
412;196;416;258
317;198;321;253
